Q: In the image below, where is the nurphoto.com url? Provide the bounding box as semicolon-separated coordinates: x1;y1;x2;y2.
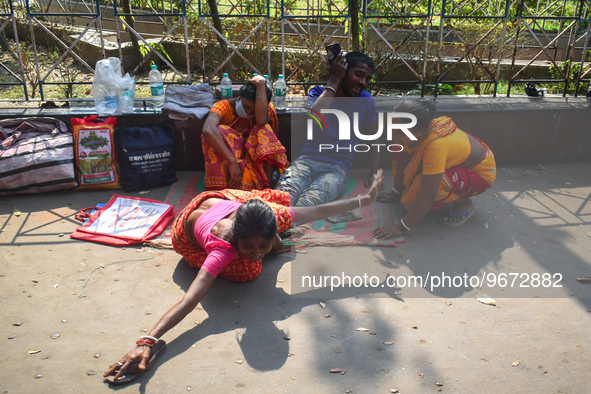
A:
300;271;564;293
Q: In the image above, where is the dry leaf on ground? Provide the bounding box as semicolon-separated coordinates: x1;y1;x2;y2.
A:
475;292;498;307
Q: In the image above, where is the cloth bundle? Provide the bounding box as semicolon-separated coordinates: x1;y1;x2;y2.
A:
0;117;77;195
162;84;215;120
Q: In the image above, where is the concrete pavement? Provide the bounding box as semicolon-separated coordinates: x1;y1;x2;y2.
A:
1;162;590;393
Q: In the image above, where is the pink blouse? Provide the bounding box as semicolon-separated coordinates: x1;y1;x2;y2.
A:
193;200;242;277
193;201;295;277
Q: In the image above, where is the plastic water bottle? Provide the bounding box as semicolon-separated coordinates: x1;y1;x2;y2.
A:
221;72;232;99
275;75;287;111
264;74;272;92
118;77;135;114
149;64;164;110
102;64;119;113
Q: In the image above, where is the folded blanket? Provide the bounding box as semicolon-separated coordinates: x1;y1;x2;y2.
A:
163;84;215;120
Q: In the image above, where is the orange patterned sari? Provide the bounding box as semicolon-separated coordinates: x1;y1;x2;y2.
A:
171;189;292;282
202;101;289;191
400;117;496;210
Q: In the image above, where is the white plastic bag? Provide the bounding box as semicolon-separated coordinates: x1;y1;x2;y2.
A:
92;58;136;116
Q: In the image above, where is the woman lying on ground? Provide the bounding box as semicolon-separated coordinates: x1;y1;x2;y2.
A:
373;99;496;240
104;170;383;384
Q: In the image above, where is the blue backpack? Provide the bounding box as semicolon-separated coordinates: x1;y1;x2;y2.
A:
115;124;177;190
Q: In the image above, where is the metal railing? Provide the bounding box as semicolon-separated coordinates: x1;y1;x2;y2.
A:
0;0;589;102
0;0;27;98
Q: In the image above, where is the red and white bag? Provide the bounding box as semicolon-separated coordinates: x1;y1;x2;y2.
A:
71;195;174;246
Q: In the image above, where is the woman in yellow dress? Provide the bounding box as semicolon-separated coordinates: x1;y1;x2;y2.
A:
374;99;496;239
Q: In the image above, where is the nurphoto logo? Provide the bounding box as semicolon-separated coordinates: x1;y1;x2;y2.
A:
306;110;419;153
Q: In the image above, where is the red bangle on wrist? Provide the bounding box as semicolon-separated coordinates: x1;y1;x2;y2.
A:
136;339;155;347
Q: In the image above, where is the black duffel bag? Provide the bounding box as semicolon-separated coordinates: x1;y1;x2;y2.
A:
115;124;177;190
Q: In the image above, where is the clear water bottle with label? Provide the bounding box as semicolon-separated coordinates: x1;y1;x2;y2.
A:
149;64;164;110
221;72;232;99
275;74;287;111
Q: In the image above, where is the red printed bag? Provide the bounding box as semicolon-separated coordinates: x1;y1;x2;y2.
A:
71;195;174;246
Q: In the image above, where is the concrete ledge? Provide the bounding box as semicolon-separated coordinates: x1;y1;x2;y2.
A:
285;96;591;166
2;96;590;170
419;96;591;165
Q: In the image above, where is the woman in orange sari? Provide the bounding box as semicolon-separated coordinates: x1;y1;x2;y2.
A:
201;76;289;191
373;99;496;239
104;170;384;384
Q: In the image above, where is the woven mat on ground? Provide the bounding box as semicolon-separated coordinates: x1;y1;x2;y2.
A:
288;170;402;249
146;170;402;249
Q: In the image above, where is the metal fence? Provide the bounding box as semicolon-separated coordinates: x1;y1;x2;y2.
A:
0;0;590;101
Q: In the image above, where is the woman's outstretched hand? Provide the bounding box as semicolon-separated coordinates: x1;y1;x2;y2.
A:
104;345;151;381
292;169;383;224
362;169;384;206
